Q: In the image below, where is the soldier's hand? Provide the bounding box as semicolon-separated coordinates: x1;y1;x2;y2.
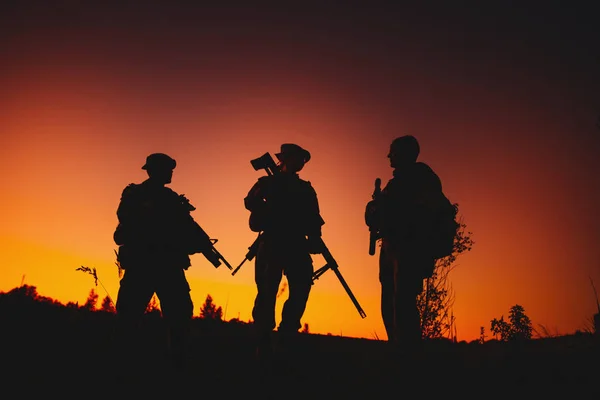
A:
307;236;325;254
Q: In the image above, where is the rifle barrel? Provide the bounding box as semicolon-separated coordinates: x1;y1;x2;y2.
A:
331;265;367;319
314;242;367;319
231;234;261;276
232;259;246;276
219;252;233;270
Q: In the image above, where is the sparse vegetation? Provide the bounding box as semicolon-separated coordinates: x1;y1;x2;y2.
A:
301;323;310;333
418;209;474;339
479;326;486;344
100;295;115;313
0;283;597;397
590;276;600;335
76;265;116;307
199;294;222;321
534;324;561;338
83;288;99;311
490;304;533;341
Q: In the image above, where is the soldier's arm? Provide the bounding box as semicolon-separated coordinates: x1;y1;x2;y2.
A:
116;184;138;222
244;177;269;211
305;182;325;237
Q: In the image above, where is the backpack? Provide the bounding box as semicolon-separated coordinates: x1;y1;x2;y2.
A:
430;194;459;259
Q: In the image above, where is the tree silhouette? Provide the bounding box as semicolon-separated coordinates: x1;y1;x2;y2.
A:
6;284;40;300
199;294;222;320
82;289;98;311
418;208;474;339
490;316;512;341
301;323;310;334
100;295;115;313
491;304;533;341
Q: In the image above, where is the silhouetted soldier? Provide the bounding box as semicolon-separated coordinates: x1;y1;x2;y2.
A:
112;153;200;374
244;143;325;358
365;135;444;353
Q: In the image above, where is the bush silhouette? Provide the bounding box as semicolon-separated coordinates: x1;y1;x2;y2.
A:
491;304;533;341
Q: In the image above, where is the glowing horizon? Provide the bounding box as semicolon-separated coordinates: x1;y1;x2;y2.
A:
2;3;599;342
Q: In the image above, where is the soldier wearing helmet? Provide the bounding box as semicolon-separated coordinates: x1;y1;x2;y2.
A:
112;152;199;373
244;143;325;358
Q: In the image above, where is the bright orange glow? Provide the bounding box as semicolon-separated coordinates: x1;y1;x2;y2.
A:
1;4;599;342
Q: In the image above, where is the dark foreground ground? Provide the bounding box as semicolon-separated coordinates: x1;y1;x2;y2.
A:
1;305;598;399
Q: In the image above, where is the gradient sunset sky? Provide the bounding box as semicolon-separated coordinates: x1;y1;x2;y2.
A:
1;2;599;341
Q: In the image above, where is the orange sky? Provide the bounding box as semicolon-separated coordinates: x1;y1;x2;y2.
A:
1;3;599;342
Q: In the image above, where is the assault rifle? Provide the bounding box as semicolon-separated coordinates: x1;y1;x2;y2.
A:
312;239;367;319
232;152;278;275
189;222;233;270
114;190;233;271
232;232;261;276
182;195;233;271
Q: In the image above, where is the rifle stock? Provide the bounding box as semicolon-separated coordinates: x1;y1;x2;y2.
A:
312;240;367;319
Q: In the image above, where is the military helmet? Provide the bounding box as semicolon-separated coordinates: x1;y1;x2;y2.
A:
275;143;311;163
389;135;420;161
142;153;177;171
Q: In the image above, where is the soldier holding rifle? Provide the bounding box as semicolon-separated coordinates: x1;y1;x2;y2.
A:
365;135;444;353
112;153;231;374
243;144;325;358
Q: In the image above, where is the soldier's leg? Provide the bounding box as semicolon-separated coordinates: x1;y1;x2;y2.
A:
379;243;396;343
252;252;283;364
113;268;155;373
279;256;313;335
156;268;194;371
394;263;424;350
252;252;283;338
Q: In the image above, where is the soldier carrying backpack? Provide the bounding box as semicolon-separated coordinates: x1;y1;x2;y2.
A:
365;135;457;353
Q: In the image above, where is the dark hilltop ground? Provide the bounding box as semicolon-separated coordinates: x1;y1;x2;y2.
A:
1;291;598;399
